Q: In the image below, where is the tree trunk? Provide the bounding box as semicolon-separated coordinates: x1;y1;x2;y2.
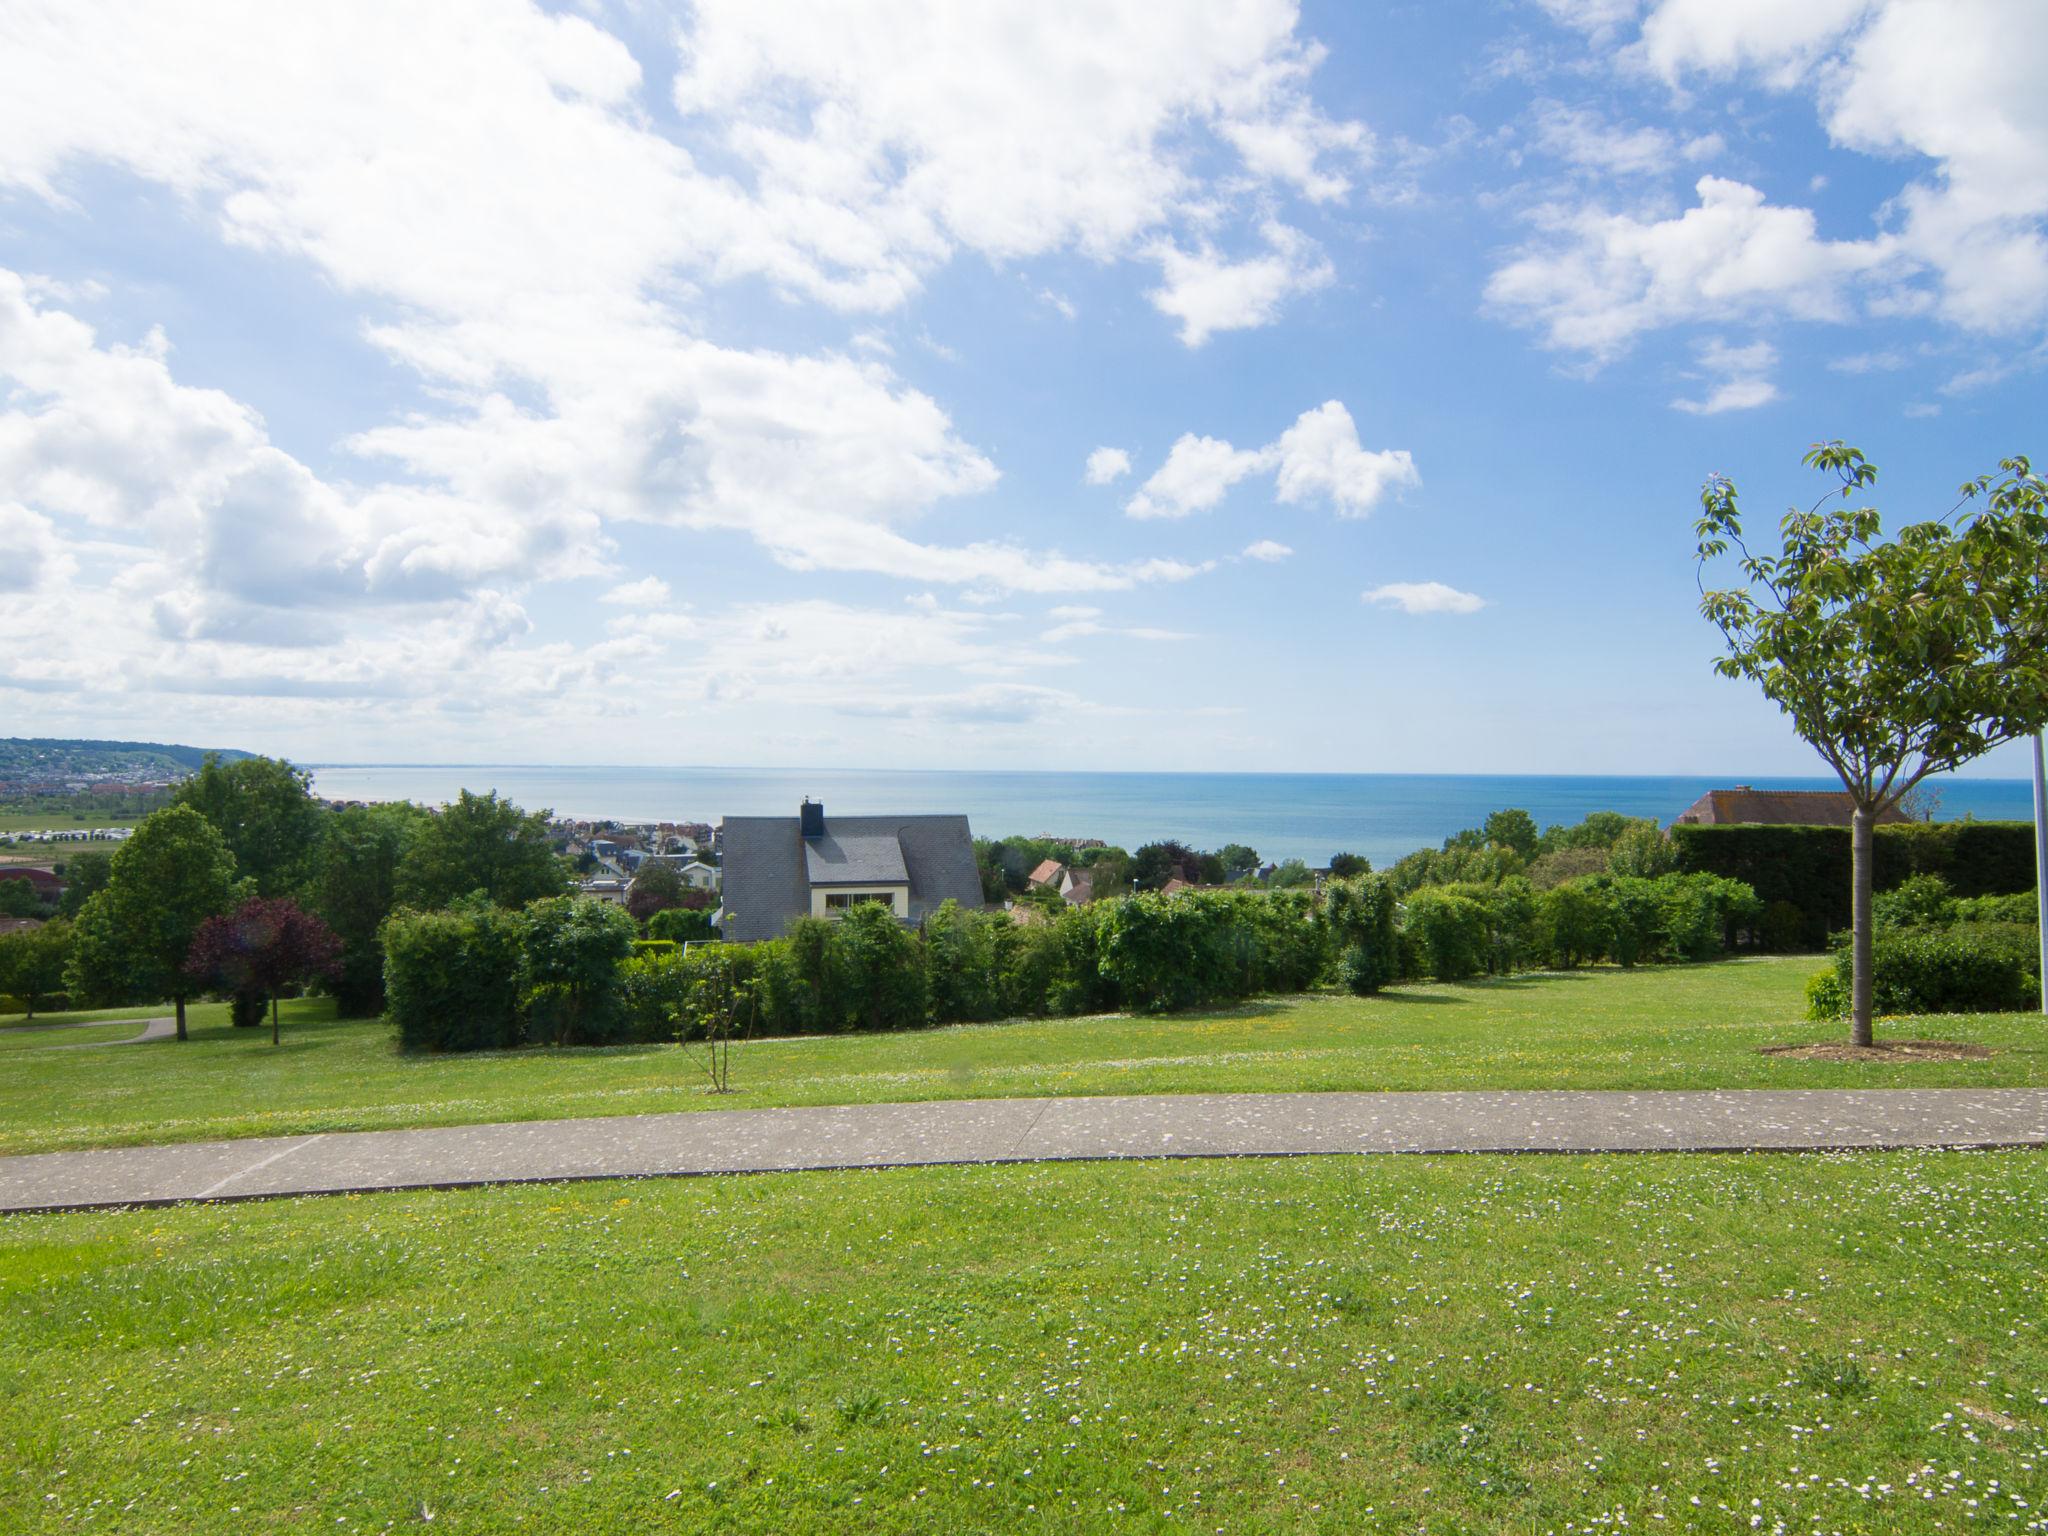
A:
271;993;280;1046
175;994;188;1043
1850;806;1875;1048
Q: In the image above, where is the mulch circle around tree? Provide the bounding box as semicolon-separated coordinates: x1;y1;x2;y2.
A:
1760;1040;1995;1064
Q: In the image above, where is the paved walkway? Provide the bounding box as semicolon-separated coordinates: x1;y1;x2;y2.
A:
3;1087;2046;1215
6;1015;176;1047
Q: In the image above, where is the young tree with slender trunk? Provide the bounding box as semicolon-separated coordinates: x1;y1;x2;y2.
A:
1695;445;2048;1046
185;898;343;1046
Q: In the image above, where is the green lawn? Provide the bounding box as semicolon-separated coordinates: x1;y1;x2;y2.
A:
4;957;2046;1157
3;1149;2044;1533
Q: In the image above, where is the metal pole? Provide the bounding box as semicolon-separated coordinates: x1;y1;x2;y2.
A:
2034;731;2048;1016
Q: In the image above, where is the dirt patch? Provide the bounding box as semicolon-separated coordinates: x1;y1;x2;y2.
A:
1760;1039;1994;1063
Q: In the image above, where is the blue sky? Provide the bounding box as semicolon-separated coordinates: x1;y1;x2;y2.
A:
0;0;2042;778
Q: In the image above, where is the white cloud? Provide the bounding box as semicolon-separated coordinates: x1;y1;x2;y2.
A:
1639;0;1874;84
1270;402;1419;517
1486;177;1889;361
1530;101;1682;178
1535;0;1646;39
1146;223;1334;346
1127;402;1415;521
1084;447;1133;485
1363;581;1487;615
606;577;671;607
1125;434;1272;520
1242;539;1293;562
0;502;65;592
1671;337;1781;413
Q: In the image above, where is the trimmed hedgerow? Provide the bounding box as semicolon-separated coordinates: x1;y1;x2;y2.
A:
1813;921;2043;1018
381;898;527;1052
1673;820;2037;947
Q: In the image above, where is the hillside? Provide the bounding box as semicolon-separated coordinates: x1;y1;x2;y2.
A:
0;737;254;782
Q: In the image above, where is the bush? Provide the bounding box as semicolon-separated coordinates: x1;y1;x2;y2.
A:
1673;820;2038;947
1401;887;1492;981
1326;873;1398;993
1759;900;1808;952
1527;846;1609;890
823;902;929;1031
522;896;639;1046
1541;881;1613;968
646;906;715;944
382;899;527;1052
1955;890;2039;925
1805;968;1849;1021
1825;921;2042;1017
1873;873;1957;929
924;899;1010;1024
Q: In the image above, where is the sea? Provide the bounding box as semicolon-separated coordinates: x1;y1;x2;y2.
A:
304;765;2040;871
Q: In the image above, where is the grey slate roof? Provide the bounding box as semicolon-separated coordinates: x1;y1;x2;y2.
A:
718;812;983;942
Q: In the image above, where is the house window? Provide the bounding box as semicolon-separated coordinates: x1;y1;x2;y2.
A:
824;891;894;911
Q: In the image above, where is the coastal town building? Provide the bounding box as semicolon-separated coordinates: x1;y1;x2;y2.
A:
1672;786;1910;828
717;800;981;942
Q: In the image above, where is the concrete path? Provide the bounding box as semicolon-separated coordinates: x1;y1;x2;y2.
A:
3;1087;2046;1215
5;1015;176;1047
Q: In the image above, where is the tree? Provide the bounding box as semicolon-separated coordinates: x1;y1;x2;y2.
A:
65;806;237;1040
1266;858;1314;889
521;895;638;1045
313;802;427;1017
185;898;343;1045
1218;843;1262;879
57;849;112;917
1132;840;1198;891
0;918;71;1017
1482;809;1541;860
0;878;38;918
1607;821;1678;878
626;859;685;923
1695;445;2048;1045
1327;851;1371;879
173;754;325;897
395;790;567;910
647;905;714;943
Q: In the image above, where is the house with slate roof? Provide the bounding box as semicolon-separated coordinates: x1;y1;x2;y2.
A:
1672;786;1910;827
716;800;983;942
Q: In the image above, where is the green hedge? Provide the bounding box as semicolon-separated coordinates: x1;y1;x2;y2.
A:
1672;821;2038;948
381;899;527;1052
1812;922;2042;1017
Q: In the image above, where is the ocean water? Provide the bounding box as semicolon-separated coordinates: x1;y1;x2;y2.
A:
305;764;2038;870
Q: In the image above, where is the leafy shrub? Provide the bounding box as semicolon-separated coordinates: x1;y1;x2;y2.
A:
1326;873;1398;993
1805;967;1849;1021
1526;846;1609;890
1873;873;1957;929
1540;881;1613;968
924;899;1011;1024
522;895;639;1045
1402;887;1492;981
1825;921;2042;1016
382;899;527;1052
822;902;929;1032
1600;877;1665;967
1955;890;2039;925
1607;823;1678;878
1101;892;1234;1011
1760;900;1809;953
647;906;715;944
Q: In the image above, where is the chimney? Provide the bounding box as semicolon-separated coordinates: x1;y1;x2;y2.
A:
800;798;825;839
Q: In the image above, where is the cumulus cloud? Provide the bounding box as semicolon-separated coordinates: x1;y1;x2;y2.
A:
1671;338;1781;414
1242;539;1293;562
1145;223;1334;346
1126;402;1416;520
606;577;671;606
1084;447;1133;485
1486;177;1888;361
0;502;65;592
1363;581;1487;615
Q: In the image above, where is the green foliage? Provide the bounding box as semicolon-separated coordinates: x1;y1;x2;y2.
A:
0;878;38;917
1402;887;1493;981
1872;873;1957;929
64;805;237;1012
56;849;112;918
1220;843;1265;878
521;896;639;1045
1266;858;1314;889
1673;820;2038;947
380;899;527;1052
1538;811;1638;852
922;899;1011;1024
172;754;325;897
1826;922;2042;1017
1607;822;1678;878
1326;873;1398;994
823;902;929;1032
1526;846;1610;890
395;790;567;910
625;859;685;922
314;802;427;1017
1805;968;1850;1021
1955;890;2039;925
1541;882;1614;969
1131;841;1199;891
0;917;71;1016
646;905;714;943
1482;809;1540;860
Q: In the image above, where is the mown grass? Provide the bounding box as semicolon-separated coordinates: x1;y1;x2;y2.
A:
2;1150;2044;1532
5;957;2046;1157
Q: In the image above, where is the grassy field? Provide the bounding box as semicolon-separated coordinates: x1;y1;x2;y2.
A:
3;1149;2044;1533
4;957;2046;1157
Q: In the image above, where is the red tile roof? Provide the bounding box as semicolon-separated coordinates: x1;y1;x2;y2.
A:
1673;788;1909;827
